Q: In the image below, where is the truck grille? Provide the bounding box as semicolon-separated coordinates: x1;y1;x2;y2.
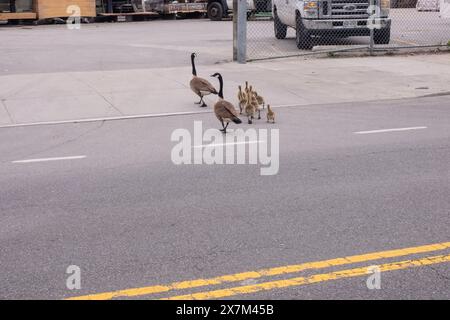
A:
331;0;371;19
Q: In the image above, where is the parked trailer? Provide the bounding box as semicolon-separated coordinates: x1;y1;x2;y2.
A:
0;0;36;21
0;0;95;22
100;0;207;21
163;2;207;14
0;0;207;24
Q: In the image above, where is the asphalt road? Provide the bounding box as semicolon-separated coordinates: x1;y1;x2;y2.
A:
1;9;447;75
0;95;449;299
0;20;232;75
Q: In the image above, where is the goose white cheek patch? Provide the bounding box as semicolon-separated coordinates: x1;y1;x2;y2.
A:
171;121;280;176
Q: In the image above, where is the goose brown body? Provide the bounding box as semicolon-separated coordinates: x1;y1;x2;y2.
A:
215;99;240;124
211;73;242;133
189;53;217;107
190;76;217;98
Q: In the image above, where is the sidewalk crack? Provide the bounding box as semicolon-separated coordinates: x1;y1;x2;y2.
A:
70;74;124;116
1;99;15;124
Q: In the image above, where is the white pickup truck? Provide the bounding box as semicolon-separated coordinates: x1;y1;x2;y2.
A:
272;0;392;49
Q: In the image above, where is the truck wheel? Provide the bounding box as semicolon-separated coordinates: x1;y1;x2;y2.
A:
295;14;313;50
274;10;287;39
207;2;223;21
374;27;391;45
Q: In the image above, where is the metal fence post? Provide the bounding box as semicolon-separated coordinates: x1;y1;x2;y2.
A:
236;0;247;63
369;28;374;55
233;0;238;61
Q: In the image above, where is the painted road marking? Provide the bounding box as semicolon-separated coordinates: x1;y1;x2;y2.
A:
0;104;291;130
67;241;450;300
0;110;211;129
354;126;427;135
194;141;265;149
163;254;450;300
12;155;86;164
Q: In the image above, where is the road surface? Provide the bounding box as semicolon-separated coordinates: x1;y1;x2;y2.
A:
0;95;449;299
1;9;447;75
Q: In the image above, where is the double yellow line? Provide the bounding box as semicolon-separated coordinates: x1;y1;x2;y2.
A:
67;241;450;300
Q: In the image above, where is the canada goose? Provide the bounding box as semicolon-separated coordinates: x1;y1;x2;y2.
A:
237;85;243;114
237;85;247;115
244;98;256;124
210;73;242;133
237;85;244;101
189;53;217;107
245;89;261;120
243;81;249;100
254;91;265;109
267;104;275;123
244;85;253;105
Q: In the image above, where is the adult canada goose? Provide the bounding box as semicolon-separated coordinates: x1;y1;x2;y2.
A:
189;53;217;107
267;104;275;123
210;73;242;133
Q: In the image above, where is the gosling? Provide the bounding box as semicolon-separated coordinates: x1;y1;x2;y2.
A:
267;104;275;123
237;85;246;115
254;91;265;110
244;100;256;124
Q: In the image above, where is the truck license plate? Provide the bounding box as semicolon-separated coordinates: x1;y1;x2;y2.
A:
343;20;357;28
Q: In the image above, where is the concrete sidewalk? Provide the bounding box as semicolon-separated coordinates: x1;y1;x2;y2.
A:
1;53;449;126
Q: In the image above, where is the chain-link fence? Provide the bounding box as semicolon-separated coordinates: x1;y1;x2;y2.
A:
245;0;450;60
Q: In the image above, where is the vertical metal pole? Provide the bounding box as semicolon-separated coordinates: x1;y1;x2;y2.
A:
236;0;247;63
233;0;238;61
369;0;375;55
369;28;374;55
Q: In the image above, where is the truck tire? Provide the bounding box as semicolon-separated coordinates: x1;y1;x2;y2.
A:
274;10;287;39
374;27;391;45
295;14;313;50
207;2;224;21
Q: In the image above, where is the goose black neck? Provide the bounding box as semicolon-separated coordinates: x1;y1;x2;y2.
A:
217;75;224;99
191;54;197;76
